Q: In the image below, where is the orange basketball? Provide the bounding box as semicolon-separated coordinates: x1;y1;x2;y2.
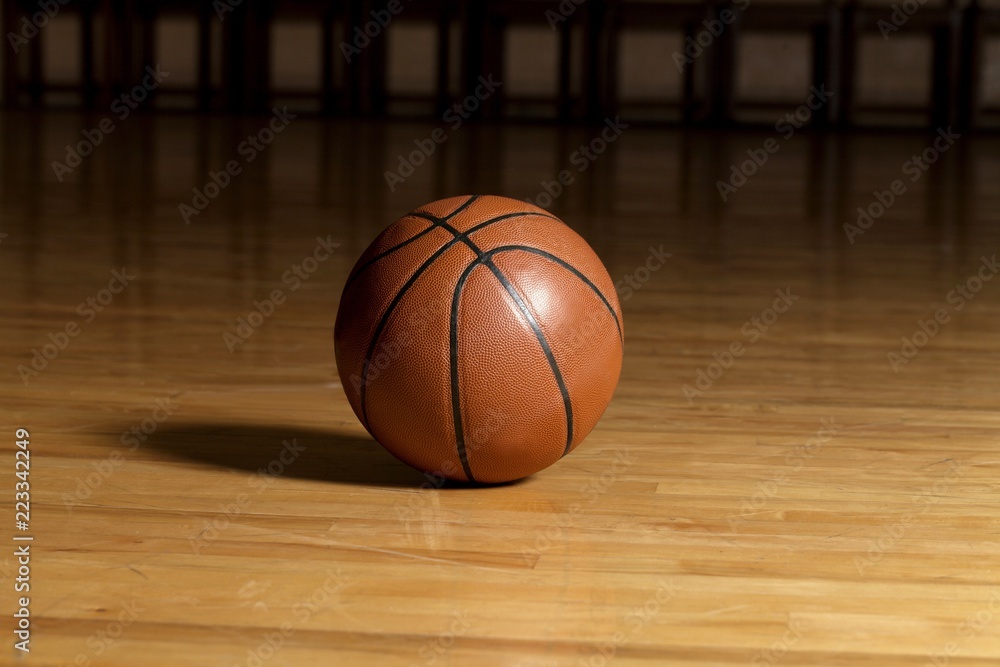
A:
334;195;623;483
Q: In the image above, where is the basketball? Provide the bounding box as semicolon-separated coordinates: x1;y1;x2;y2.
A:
334;195;623;483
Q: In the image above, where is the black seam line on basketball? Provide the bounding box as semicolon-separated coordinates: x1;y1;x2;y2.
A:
444;195;480;220
357;237;457;428
414;210;563;241
437;220;489;258
447;221;564;481
465;211;563;235
492;245;623;343
345;198;479;289
410;194;479;225
482;257;575;457
357;211;565;426
343;217;442;289
413;212;545;261
449;261;480;483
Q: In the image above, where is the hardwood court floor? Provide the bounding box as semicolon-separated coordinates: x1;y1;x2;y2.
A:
2;111;999;666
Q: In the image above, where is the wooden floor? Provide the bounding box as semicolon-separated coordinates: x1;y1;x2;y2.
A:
2;110;1000;666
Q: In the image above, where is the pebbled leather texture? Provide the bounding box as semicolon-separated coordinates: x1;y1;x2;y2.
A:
334;195;624;483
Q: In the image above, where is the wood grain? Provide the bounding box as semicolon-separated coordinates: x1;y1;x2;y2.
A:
1;111;999;666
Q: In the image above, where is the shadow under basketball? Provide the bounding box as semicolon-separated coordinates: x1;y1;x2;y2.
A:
144;422;524;488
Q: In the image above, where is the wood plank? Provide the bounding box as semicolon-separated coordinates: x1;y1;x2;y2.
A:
1;111;999;665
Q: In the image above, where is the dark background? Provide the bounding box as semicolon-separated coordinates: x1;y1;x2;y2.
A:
2;0;997;130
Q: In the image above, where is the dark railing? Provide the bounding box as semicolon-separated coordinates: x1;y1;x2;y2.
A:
1;0;995;129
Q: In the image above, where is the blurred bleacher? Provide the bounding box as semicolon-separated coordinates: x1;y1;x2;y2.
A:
1;0;997;128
